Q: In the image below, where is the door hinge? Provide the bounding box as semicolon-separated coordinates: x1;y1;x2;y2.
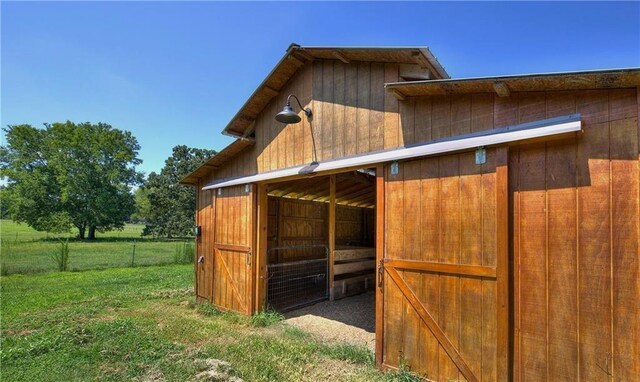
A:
246;251;252;266
377;260;384;288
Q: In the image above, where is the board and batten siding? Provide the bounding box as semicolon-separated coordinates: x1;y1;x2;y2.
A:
194;57;639;380
509;88;639;381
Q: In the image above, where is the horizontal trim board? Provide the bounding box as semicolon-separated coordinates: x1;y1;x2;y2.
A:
384;259;497;278
203;114;581;190
214;244;252;253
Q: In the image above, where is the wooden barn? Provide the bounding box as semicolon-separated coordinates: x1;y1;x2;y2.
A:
181;44;640;381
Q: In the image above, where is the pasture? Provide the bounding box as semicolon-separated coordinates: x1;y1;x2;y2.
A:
1;220;191;275
0;264;417;381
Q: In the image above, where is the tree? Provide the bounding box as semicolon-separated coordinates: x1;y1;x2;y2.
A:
129;187;151;224
143;145;215;238
0;122;142;239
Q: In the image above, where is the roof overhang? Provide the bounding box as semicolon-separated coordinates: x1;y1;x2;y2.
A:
385;67;640;98
203;114;582;190
222;43;449;138
180;138;254;186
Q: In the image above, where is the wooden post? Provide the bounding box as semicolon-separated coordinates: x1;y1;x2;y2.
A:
195;180;200;299
255;183;268;312
375;165;385;367
329;175;336;301
495;146;510;381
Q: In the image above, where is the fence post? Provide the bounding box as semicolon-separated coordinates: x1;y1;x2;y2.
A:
131;240;136;267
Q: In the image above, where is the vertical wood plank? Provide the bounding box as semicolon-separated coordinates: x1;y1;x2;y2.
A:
414;96;432;144
611;116;639;380
418;157;440;380
370;63;385;151
344;64;358;157
322;60;334;161
333;61;346;159
450;95;471;136
312;60;323;163
328;175;336;300
518;144;548;380
399;98;415;146
459;152;483;379
384;163;404;367
402;160;421;368
384;64;399;149
438;155;460;381
471;93;494;132
255;183;268;311
375;165;385;368
302;64;314;164
495;146;510;382
483;148;498;381
576;108;611;381
357;62;371;154
431;95;451;140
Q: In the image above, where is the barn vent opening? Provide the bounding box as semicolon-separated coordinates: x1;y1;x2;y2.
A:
264;170;376;348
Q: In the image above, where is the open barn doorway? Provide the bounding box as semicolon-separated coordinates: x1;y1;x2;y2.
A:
260;169;377;349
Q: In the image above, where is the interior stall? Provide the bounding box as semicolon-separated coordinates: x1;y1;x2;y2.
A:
264;170;376;311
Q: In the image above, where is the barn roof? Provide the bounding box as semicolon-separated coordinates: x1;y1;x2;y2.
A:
180;138;254;186
385;67;640;98
221;43;450;138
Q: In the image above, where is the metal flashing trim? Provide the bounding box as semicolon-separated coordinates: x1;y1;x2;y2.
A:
203;114;581;191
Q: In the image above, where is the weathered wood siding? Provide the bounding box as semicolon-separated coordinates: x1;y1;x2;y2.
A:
509;88;639;381
210;59;403;180
193;55;639;379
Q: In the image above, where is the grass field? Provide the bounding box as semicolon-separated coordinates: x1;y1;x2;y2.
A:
0;264;417;381
1;220;192;275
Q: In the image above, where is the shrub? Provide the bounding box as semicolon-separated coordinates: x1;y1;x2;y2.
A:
50;240;70;272
250;309;284;327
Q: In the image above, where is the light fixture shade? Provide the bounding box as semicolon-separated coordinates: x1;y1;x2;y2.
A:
275;104;302;124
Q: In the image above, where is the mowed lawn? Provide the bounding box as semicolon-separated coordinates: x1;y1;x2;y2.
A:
1;220;189;275
0;264;413;382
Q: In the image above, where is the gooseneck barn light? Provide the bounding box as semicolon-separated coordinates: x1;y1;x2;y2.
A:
275;94;312;124
275;94;318;169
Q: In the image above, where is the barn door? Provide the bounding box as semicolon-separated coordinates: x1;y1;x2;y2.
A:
212;184;255;315
195;188;214;302
378;147;508;382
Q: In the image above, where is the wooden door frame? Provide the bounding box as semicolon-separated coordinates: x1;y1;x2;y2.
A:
375;146;510;380
255;183;268;312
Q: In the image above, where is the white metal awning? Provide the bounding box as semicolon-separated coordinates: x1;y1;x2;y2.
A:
203;113;581;190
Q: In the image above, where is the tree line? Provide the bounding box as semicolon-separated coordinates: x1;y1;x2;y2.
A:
0;121;215;240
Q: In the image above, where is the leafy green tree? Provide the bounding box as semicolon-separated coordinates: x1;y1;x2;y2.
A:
130;187;151;224
0;122;142;239
0;185;12;219
143;145;215;238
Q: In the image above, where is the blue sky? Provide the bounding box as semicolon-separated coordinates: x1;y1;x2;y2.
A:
2;1;639;176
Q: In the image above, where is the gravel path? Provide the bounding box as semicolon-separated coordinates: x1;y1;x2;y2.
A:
284;291;375;352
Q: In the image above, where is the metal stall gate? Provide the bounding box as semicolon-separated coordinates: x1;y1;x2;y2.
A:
266;245;329;311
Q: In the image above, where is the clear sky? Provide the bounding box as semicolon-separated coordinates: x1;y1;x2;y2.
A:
2;1;639;176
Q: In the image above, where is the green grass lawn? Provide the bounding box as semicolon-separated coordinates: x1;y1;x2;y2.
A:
1;220;192;275
0;264;415;381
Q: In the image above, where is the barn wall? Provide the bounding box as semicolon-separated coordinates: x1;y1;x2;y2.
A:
194;66;639;378
508;88;639;381
265;196;374;263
